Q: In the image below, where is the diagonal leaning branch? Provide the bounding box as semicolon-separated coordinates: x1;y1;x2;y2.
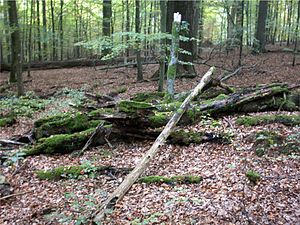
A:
93;67;215;222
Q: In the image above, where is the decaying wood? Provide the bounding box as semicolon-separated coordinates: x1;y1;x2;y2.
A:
78;122;109;156
93;67;215;222
0;139;26;146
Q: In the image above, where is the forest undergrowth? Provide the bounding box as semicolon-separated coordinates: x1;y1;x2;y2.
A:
0;48;299;224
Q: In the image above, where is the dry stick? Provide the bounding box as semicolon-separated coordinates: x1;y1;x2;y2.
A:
0;190;32;201
78;122;105;156
220;62;259;82
93;67;215;222
0;139;26;146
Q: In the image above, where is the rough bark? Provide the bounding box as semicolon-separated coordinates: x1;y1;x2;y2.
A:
255;0;268;53
7;0;24;95
166;0;198;76
102;0;112;56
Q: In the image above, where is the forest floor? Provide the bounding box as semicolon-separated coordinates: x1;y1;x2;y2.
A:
0;47;300;224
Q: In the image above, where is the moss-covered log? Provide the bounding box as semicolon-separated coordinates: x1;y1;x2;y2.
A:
33;112;103;139
36;165;132;180
112;127;231;145
138;175;202;184
236;114;300;126
24;128;99;156
95;84;298;129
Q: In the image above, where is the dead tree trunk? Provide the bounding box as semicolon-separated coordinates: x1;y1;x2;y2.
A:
93;67;215;222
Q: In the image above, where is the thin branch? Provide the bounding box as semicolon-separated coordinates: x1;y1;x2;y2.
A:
0;191;32;201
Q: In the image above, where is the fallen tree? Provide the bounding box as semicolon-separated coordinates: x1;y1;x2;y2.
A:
93;67;215;222
19;81;298;156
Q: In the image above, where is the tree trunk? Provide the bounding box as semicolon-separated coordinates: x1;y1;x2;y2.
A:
125;0;130;61
93;67;214;222
237;0;244;66
102;0;112;56
293;0;300;66
50;0;56;60
27;0;34;77
135;0;143;81
158;0;167;92
167;0;198;76
166;13;181;100
287;0;292;46
255;0;268;53
272;0;279;45
3;2;10;65
7;0;24;96
198;0;204;55
42;0;47;60
60;0;63;61
36;0;42;61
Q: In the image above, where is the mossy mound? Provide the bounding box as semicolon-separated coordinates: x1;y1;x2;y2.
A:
33;112;101;139
200;93;229;105
131;92;165;102
88;108;115;118
118;100;154;114
25;128;96;156
0;114;16;127
36;165;88;180
138;175;202;185
36;164;132;180
254;130;299;157
246;170;261;184
148;112;170;128
169;130;204;145
34;113;71;127
236;114;300;126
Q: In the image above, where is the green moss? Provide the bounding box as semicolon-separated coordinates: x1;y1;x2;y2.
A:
156;101;182;112
169;130;204;145
253;130;299;156
88;108;115;117
0;114;16;127
148;112;170;127
255;130;283;148
36;165;86;180
34;113;101;139
236;114;300;126
201;93;229;105
25;128;95;156
264;97;297;111
167;64;176;79
246;170;261;184
255;148;265;157
118;100;154;113
131;92;165;102
34;113;71;127
139;175;202;184
270;86;289;94
200;88;229;100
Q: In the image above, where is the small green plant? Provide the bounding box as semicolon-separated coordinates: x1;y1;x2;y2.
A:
44;191;102;224
36;160;99;180
2;151;26;166
132;212;163;225
246;170;261;184
138;175;202;185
